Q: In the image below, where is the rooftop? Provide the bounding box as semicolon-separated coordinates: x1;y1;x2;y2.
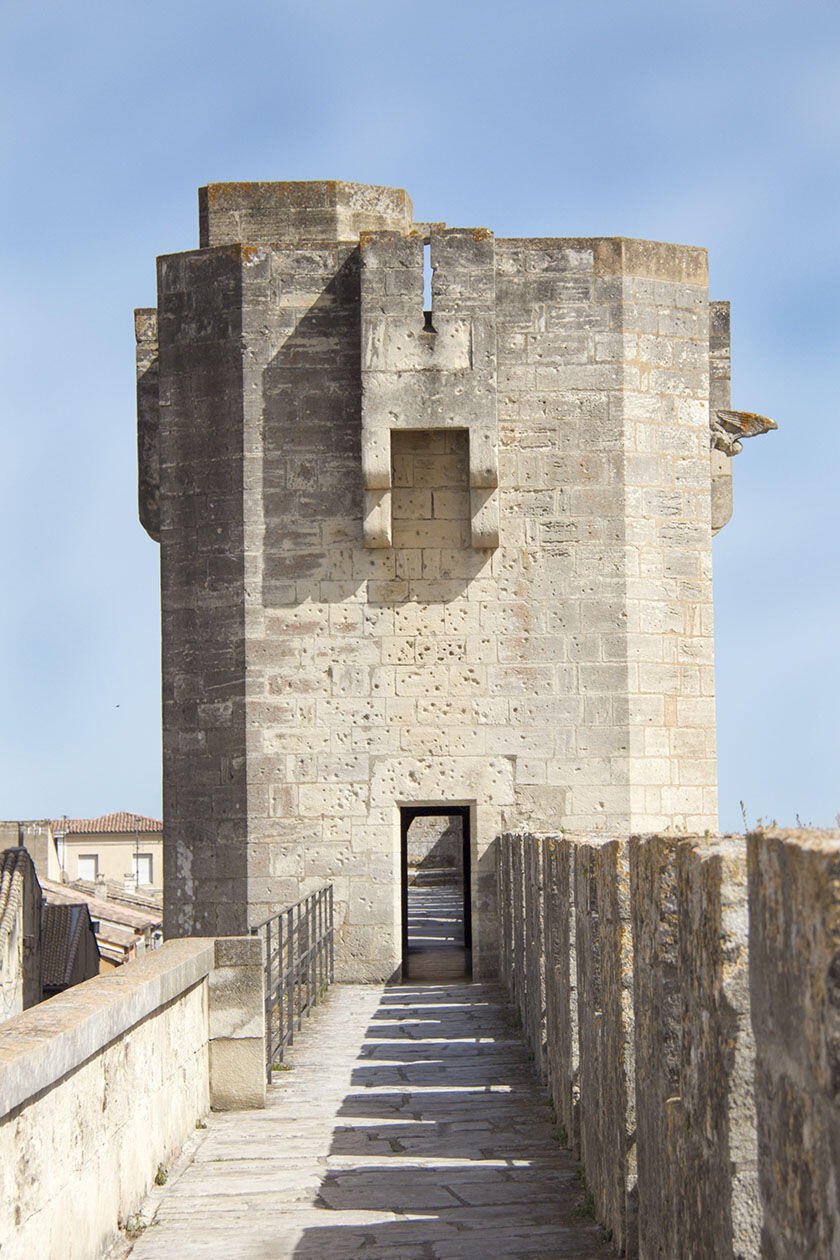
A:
50;812;162;835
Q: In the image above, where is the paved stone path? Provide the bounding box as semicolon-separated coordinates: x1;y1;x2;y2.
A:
128;983;611;1259
406;884;469;981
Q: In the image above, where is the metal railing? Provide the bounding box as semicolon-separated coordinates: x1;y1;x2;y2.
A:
250;885;334;1079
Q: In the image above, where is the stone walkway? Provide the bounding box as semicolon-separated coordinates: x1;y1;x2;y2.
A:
406;884;470;981
127;983;611;1259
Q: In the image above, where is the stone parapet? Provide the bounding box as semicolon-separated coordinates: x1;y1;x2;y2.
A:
575;836;636;1256
0;935;266;1260
198;180;413;247
0;938;214;1118
542;834;580;1153
675;837;758;1259
748;828;840;1260
208;935;267;1110
629;833;685;1259
496;828;840;1260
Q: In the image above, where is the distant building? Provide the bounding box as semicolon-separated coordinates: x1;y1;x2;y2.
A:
0;812;163;892
0;821;59;883
1;835;165;1025
40;879;162;968
51;812;163;891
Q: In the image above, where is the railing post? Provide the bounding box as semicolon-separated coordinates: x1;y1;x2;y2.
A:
288;903;295;1046
307;892;313;1017
329;883;334;983
250;884;335;1079
265;917;273;1078
278;910;285;1057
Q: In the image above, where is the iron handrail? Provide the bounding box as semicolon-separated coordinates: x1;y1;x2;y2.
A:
250;884;334;1080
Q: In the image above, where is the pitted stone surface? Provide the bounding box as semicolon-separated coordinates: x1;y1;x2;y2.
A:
127;983;611;1259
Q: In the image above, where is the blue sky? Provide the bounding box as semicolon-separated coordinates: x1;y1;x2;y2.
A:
1;0;837;830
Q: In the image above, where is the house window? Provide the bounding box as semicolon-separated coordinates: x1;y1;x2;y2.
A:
133;853;154;886
77;854;98;880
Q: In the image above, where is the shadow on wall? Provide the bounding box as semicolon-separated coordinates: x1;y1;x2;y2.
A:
406;815;464;872
260;253;491;610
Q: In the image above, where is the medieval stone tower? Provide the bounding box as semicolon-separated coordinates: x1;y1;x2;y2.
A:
136;180;755;981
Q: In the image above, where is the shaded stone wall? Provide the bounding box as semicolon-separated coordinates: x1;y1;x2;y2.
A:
575;836;636;1255
405;815;463;871
497;828;840;1259
0;936;266;1260
748;830;840;1260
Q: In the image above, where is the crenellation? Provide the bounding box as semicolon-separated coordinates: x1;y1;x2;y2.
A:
500;830;839;1258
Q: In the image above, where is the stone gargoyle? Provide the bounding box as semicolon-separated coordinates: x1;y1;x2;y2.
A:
711;409;778;457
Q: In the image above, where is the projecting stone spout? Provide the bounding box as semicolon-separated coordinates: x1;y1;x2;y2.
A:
711;408;779;457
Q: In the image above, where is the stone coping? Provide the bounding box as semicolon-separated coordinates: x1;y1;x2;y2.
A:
0;938;214;1118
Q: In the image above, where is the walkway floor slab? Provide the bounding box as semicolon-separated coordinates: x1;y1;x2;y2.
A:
126;983;611;1259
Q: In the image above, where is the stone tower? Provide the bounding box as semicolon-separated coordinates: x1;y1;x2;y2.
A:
136;180;756;980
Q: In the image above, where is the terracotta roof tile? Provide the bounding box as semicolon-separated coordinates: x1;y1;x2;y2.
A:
50;812;162;835
41;902;97;988
41;880;162;930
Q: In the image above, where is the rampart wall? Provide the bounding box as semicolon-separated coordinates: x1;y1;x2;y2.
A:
0;937;265;1260
496;827;840;1260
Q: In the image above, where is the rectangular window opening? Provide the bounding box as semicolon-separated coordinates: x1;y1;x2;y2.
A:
422;241;434;329
77;854;98;881
133;853;154;886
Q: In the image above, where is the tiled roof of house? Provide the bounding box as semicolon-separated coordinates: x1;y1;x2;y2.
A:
41;902;97;989
41;881;162;931
0;848;29;940
50;812;163;835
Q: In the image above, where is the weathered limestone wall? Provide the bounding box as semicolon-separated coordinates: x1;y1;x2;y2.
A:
0;937;266;1260
139;181;723;982
497;828;840;1259
406;814;463;871
0;847;41;1020
676;838;757;1259
748;830;840;1260
575;836;637;1255
542;835;580;1151
629;833;684;1258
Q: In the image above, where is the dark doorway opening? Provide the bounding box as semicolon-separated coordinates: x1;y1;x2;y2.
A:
400;805;472;982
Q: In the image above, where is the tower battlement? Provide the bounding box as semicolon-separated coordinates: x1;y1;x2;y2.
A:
198;179;413;247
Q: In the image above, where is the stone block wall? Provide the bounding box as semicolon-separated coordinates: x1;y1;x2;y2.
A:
138;181;728;982
748;830;840;1260
0;847;41;1020
630;833;684;1258
405;814;463;872
497;828;840;1259
675;838;758;1258
542;835;580;1152
575;836;637;1255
